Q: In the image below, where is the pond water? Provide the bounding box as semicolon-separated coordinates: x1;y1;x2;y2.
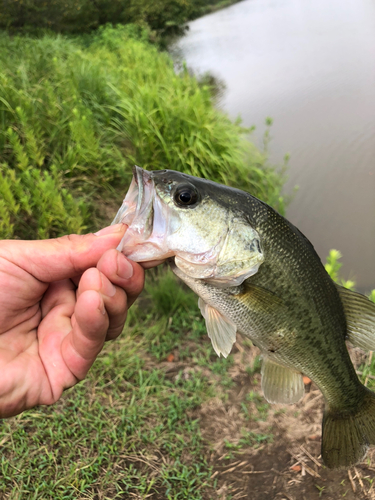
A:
171;0;375;292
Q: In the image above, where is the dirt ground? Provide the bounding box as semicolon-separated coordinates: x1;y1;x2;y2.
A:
195;341;375;500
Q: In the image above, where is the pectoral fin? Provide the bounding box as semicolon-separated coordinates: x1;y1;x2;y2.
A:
337;285;375;350
239;282;286;312
261;356;305;404
198;298;237;358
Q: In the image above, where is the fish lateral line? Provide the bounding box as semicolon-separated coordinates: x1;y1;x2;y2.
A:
112;166;375;469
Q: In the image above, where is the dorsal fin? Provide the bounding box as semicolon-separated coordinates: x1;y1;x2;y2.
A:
198;298;237;358
261;356;305;404
337;285;375;350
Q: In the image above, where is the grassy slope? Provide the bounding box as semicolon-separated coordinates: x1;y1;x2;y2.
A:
0;25;285;240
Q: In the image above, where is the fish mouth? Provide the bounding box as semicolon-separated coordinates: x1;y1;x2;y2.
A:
112;166;150;226
112;166;155;254
112;166;175;262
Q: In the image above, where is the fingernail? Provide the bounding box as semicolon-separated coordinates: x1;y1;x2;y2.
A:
101;275;116;297
117;253;134;279
95;224;126;237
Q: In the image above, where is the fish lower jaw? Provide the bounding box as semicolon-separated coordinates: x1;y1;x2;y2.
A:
121;240;174;262
169;259;192;282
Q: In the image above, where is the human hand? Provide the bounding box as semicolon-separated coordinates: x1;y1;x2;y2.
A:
0;224;146;418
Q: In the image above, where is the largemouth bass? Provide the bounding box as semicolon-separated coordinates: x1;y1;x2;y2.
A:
113;166;375;469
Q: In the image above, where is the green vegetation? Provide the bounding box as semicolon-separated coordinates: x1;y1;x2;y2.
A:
324;249;355;290
224;429;273;451
325;249;375;299
0;25;285;240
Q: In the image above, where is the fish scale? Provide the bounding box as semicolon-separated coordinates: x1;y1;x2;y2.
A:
114;166;375;469
250;215;358;409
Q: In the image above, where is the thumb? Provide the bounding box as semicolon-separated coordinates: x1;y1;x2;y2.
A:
1;224;127;283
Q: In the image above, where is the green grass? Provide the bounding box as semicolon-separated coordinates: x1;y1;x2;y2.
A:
0;25;286;240
0;361;212;499
224;429;273;451
0;273;214;499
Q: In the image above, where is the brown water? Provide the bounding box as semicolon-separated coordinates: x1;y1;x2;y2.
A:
171;0;375;292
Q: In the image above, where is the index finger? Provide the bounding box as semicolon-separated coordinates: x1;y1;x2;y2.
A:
0;224;127;284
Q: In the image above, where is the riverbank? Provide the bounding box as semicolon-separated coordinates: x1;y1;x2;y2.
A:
1;19;375;500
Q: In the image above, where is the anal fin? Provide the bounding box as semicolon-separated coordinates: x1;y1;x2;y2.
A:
198;298;237;358
337;285;375;350
261;357;305;404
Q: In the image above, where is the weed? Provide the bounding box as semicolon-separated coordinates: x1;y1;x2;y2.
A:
211;356;234;376
315;484;326;497
244;391;270;421
325;250;355;289
224;430;273;451
245;355;262;375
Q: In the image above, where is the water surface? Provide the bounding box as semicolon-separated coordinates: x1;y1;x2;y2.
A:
171;0;375;291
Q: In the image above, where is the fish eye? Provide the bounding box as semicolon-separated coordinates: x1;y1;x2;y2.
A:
173;184;200;207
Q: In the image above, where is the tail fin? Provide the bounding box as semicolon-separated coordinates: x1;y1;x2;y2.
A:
322;389;375;469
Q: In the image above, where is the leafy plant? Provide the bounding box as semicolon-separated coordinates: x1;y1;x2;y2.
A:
325;249;375;299
325;249;355;289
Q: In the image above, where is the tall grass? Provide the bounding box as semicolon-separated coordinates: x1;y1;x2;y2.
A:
0;25;285;240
